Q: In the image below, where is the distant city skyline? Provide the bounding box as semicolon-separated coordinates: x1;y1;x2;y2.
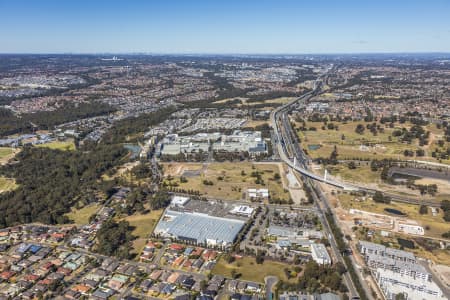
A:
1;0;449;54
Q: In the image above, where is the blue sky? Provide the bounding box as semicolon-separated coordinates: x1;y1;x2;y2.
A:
0;0;449;54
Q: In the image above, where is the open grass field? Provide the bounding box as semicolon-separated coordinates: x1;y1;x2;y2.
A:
299;121;401;145
123;209;163;239
162;162;203;177
415;178;450;199
423;123;450;164
0;147;14;159
0;147;18;164
239;97;294;108
213;97;294;107
305;143;417;161
430;251;450;268
374;95;401;100
163;162;290;201
425;123;444;136
36;140;76;151
318;93;337;99
244;120;269;128
339;194;450;239
212;256;298;283
65;204;100;225
324;163;448;201
0;177;17;193
260;97;295;104
297;121;443;161
101;161;142;183
121;209;163;257
326;164;382;184
213;97;248;104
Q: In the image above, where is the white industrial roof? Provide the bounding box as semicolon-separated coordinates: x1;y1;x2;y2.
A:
155;210;245;245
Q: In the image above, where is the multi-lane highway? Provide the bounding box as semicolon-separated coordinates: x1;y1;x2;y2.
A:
271;80;348;188
270;77;441;208
270;68;450;299
270;74;365;299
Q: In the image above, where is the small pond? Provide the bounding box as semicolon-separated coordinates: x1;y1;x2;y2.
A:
308;144;321;151
384;208;406;216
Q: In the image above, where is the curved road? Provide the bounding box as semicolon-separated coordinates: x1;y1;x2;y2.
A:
270;71;448;299
270;78;441;208
270;75;366;299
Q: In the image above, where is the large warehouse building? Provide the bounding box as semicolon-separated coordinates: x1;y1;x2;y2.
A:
154;210;245;248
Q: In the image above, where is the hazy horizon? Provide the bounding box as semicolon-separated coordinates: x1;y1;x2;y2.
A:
1;0;449;54
2;51;450;56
